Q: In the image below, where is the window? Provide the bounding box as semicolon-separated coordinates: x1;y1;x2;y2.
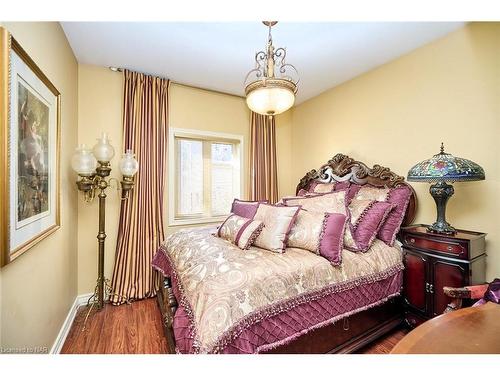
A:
169;128;243;226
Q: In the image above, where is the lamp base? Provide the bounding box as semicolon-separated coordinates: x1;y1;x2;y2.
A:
427;180;457;235
81;277;131;331
427;221;457;235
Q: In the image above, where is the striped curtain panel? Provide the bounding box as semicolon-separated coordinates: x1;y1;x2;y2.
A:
249;112;279;203
110;70;169;304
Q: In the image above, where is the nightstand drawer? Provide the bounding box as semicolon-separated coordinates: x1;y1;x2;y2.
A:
402;233;467;259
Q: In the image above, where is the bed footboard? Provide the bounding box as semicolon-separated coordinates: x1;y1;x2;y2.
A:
157;275;177;353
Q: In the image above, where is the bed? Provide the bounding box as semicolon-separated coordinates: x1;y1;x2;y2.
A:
153;154;417;354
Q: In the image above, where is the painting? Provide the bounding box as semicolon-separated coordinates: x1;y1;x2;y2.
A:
1;28;60;267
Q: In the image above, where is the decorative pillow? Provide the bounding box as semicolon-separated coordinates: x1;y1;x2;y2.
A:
348;184;412;246
309;181;335;193
307;180;351;194
297;188;309;196
231;198;268;219
346;199;394;252
253;204;301;253
283;191;347;214
284;191;393;252
287;209;347;265
217;214;264;250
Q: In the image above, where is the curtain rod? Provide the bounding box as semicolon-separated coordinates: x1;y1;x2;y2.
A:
109;66;245;99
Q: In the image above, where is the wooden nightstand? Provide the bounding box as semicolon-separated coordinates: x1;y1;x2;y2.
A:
399;224;486;328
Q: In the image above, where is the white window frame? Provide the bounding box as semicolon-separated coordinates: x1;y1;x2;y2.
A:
168;127;244;226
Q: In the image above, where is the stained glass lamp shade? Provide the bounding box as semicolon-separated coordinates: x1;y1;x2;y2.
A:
407;143;485;234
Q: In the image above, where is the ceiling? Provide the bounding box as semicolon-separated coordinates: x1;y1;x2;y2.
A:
61;22;465;104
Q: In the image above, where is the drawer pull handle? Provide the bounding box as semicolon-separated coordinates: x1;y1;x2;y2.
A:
425;282;429;293
447;245;453;251
409;238;415;243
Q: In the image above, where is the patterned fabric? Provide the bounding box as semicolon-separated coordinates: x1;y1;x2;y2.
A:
253;204;300;253
110;70;169;304
311;182;335;193
151;227;403;354
349;184;412;246
287;210;347;265
283;191;347;214
249;112;278;203
217;214;264;250
287;209;325;253
231;199;267;219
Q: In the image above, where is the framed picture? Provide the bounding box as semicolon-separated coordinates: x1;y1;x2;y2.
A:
0;28;60;267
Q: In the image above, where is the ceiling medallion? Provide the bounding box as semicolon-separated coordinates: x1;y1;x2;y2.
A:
244;21;299;116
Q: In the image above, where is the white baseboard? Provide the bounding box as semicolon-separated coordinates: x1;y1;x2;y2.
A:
50;293;93;354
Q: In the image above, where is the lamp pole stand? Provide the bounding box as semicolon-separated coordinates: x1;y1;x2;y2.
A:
97;187;106;310
428;180;456;235
77;161;134;330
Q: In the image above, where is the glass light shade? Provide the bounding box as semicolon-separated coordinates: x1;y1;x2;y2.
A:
119;149;139;177
92;132;115;163
246;86;295;116
407;144;485;183
71;144;97;176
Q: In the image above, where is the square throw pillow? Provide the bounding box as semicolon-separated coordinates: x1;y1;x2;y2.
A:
287;209;347;265
231;199;268;219
283;190;347;214
217;214;264;250
253;204;301;253
346;199;394;252
348;184;412;246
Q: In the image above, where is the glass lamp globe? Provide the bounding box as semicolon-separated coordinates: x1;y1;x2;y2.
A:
71;144;97;176
92;132;115;163
119;149;139;177
246;86;295;116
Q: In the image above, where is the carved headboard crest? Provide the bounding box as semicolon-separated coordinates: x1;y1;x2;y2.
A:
296;154;417;226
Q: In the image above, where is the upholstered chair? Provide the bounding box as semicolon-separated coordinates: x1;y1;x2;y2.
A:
443;278;500;313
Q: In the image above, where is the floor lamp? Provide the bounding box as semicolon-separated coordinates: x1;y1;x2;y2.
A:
71;133;138;323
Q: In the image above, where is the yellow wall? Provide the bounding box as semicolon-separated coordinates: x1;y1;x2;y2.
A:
0;22;78;350
290;22;500;280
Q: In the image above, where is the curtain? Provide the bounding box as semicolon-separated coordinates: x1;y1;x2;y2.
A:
110;70;169;304
249;112;279;203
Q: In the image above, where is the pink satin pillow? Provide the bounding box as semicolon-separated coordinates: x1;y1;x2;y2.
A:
231;198;268;219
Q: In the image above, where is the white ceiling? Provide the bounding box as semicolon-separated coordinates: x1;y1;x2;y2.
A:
61;22;465;104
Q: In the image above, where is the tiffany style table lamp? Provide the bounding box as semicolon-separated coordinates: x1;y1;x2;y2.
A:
407;143;485;234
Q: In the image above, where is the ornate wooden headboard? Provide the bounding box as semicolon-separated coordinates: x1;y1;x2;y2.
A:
296;154;417;226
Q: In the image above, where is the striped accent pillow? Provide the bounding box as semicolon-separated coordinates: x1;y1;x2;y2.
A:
217;214;264;250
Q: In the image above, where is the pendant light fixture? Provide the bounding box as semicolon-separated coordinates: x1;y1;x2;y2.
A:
244;21;299;116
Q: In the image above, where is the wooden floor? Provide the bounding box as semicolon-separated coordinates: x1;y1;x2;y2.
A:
61;298;168;354
61;298;407;354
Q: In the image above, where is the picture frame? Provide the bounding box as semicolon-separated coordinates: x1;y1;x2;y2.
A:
0;27;61;267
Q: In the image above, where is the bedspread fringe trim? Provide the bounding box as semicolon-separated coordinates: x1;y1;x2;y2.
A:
152;246;403;354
